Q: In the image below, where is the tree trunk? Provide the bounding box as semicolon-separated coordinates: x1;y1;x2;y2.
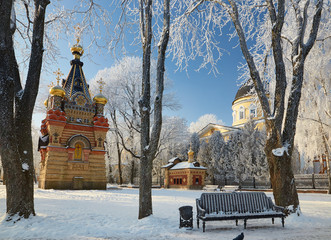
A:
265;134;299;208
138;0;153;220
138;0;170;219
0;0;49;219
225;0;323;211
116;141;123;185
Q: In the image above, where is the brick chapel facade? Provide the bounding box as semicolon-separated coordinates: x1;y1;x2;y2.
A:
38;40;109;190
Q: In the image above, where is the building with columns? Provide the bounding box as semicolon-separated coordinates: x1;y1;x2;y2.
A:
38;40;109;190
198;83;265;142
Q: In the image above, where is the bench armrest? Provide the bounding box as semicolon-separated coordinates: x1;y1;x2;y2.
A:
273;204;285;212
196;199;206;217
268;197;285;213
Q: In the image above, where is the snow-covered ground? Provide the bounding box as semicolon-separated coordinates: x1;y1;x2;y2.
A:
1;185;331;240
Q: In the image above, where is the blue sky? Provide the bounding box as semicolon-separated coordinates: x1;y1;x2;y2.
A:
39;37;244;127
34;1;245;127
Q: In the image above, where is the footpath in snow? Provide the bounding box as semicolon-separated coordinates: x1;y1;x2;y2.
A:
1;185;331;240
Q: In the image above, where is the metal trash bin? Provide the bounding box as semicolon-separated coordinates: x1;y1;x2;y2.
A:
179;205;193;229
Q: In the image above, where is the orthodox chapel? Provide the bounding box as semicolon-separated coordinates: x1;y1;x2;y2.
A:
38;40;109;190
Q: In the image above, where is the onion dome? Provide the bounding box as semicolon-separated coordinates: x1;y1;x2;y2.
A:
93;93;108;105
188;148;194;156
49;85;66;97
70;40;84;59
49;68;66;97
93;78;107;105
44;98;48;107
188;147;194;163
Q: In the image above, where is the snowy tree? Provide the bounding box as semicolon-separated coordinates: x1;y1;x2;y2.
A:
190;132;200;160
228;121;268;188
90;56;180;186
0;0;50;219
197;140;213;183
153;116;190;184
296;63;331;192
208;131;228;184
188;114;225;133
171;0;327;210
112;0;171;219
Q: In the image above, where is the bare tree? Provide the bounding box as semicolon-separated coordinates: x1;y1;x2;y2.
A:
172;0;325;211
137;0;170;219
0;0;49;219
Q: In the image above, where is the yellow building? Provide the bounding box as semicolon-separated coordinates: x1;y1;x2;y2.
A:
232;84;265;130
198;84;266;140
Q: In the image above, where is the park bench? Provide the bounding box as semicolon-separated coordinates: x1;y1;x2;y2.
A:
203;185;220;191
196;192;286;232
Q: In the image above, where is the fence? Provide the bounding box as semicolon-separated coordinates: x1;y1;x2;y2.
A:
215;174;329;190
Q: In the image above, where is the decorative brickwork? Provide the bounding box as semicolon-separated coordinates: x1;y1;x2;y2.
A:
38;44;109;190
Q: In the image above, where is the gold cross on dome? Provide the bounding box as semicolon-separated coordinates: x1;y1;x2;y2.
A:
53;68;63;85
74;25;82;44
97;78;105;93
48;82;55;88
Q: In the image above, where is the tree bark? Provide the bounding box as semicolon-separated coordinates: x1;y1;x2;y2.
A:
0;0;49;219
225;0;323;210
138;0;170;219
138;0;153;220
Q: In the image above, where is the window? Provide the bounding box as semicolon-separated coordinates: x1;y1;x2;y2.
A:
239;106;245;120
173;178;183;185
74;143;82;160
249;104;257;118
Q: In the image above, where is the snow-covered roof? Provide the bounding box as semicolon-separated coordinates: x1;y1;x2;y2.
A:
168;157;180;163
161;163;174;168
170;161;206;170
161;157;182;168
198;123;240;137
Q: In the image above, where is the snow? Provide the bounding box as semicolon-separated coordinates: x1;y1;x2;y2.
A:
162;163;174;168
21;163;29;171
170;161;207;170
272;143;290;157
40;135;49;143
168;157;180;163
1;185;331;239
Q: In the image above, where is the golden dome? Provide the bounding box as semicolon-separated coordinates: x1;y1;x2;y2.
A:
44;98;48;107
93;93;108;105
70;42;84;59
49;85;66;97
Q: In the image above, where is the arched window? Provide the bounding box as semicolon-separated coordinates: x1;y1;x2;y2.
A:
239;106;245;120
74;143;82;160
249;104;257;118
232;111;236;122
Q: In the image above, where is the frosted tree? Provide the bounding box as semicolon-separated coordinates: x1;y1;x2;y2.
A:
0;0;50;219
153;116;190;184
190;132;200;160
228;121;268;188
197;140;213;183
104;0;171;219
171;0;327;210
188;114;225;133
209;131;228;184
296;62;331;192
